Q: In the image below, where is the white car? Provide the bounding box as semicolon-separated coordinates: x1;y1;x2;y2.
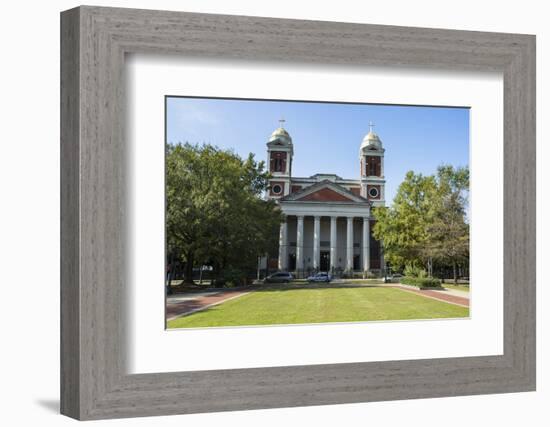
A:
306;272;332;283
384;273;403;283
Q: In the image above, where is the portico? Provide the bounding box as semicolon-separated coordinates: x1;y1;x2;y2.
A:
278;213;380;275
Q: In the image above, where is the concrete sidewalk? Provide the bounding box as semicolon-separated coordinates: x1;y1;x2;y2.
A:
441;287;470;299
390;284;469;308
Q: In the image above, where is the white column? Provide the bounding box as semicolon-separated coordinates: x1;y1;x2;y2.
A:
362;217;370;274
278;218;288;271
313;216;321;270
296;215;304;272
346;216;354;272
330;216;337;272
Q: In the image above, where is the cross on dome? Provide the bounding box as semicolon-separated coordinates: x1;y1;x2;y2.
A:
360;121;383;152
279;117;286;128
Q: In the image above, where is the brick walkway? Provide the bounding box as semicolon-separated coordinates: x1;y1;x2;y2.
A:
390;285;469;308
166;290;250;320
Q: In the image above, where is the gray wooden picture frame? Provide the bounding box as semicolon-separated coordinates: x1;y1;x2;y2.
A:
60;5;536;421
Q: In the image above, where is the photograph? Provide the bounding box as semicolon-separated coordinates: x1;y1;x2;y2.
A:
164;96;471;329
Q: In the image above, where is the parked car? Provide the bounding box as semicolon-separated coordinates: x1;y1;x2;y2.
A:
384;273;403;283
264;272;293;283
307;272;332;283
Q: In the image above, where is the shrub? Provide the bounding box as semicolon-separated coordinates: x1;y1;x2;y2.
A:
403;264;427;278
214;268;247;287
401;276;441;288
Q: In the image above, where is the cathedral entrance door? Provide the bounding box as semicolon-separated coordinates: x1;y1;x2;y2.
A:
288;253;296;271
320;251;330;272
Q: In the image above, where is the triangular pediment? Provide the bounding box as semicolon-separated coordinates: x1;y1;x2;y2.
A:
282;180;368;203
298;187;356;202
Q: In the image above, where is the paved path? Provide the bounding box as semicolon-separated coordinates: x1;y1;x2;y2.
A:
441;287;470;299
167;291;220;303
166;290;250;321
390;284;469;308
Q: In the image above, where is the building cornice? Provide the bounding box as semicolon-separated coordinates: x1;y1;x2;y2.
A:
291;177;361;185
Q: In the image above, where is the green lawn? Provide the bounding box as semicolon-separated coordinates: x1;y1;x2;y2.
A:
167;286;469;329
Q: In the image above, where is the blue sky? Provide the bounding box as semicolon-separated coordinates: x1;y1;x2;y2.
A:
166;96;469;204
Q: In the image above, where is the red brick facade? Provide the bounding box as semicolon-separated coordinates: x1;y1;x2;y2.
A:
350;187;361;196
291;185;302;193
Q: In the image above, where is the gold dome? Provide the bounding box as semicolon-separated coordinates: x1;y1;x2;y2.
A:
360;124;383;151
268;127;292;145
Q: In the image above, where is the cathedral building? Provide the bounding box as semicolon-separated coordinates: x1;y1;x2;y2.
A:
266;121;386;276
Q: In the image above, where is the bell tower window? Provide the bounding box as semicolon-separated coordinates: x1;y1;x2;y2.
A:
365;156;381;176
270;151;287;173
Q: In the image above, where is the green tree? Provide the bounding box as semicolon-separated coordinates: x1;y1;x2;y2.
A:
427;165;469;283
372;171;438;270
166;143;282;285
372;165;469;280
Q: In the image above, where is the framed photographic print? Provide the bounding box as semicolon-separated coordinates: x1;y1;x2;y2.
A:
163;97;471;331
61;6;536;420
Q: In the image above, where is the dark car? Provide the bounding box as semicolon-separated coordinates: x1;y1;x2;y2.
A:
306;272;332;283
264;272;293;283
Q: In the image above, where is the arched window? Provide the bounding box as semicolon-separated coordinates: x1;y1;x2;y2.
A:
366;156;381;176
270;151;287;172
